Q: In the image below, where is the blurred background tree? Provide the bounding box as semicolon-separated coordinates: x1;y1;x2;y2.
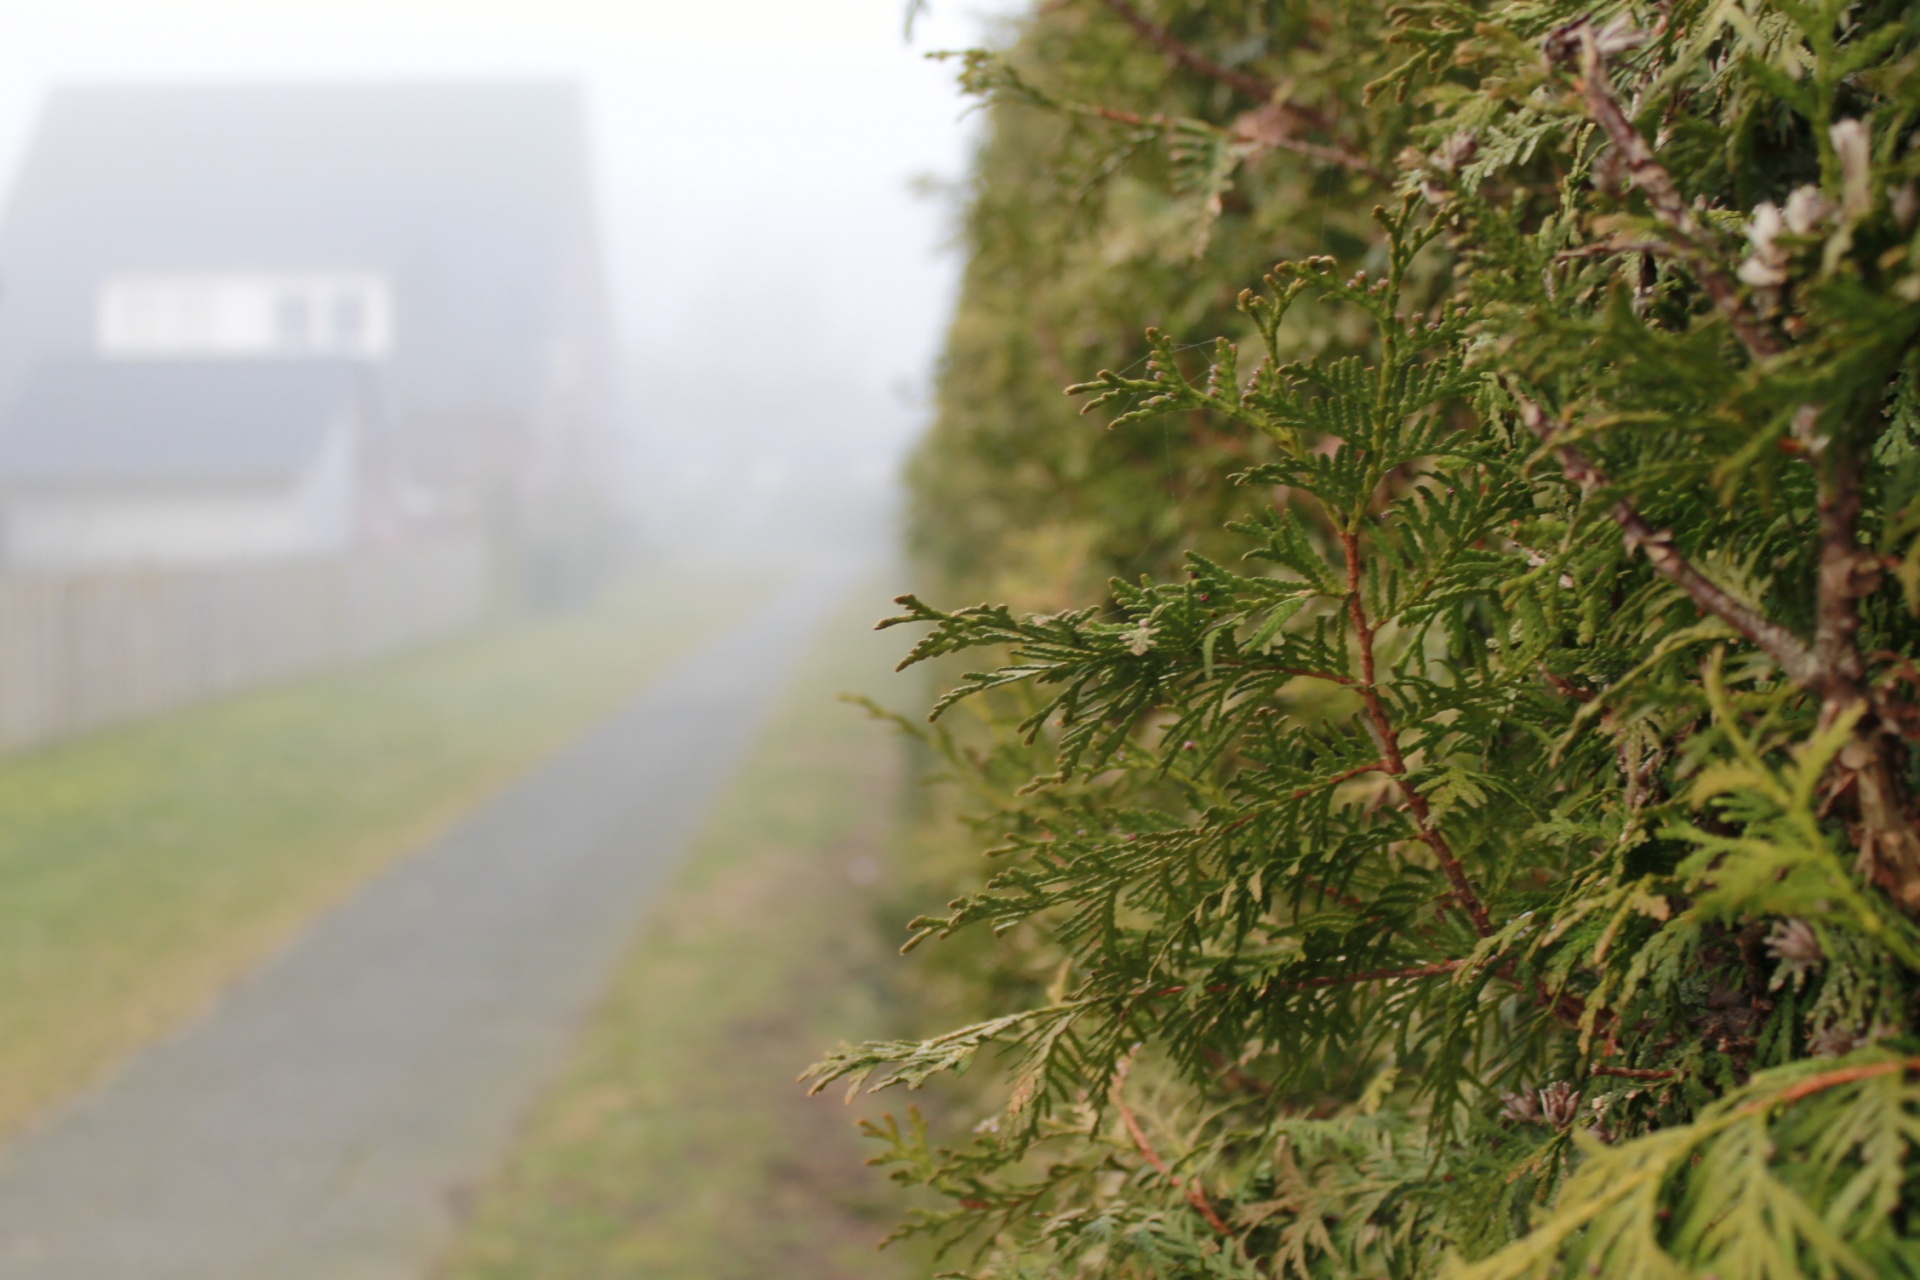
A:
907;1;1400;606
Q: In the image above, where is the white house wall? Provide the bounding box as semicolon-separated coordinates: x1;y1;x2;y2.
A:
295;414;358;551
4;420;358;571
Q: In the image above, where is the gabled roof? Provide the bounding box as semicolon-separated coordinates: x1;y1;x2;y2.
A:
0;80;603;421
0;360;366;486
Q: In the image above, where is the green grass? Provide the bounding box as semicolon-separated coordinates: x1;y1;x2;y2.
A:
437;587;924;1280
0;570;758;1134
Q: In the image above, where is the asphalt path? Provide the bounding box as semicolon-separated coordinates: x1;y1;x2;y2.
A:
0;567;850;1280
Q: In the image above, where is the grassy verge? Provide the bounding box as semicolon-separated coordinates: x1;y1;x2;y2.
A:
437;585;925;1280
0;569;758;1134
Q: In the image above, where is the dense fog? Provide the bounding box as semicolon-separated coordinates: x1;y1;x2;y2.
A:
0;0;1009;561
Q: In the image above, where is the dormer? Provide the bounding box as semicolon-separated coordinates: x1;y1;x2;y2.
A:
96;271;394;360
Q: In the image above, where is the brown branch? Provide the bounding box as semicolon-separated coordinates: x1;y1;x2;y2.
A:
1141;960;1463;1002
1112;1053;1233;1235
1544;26;1898;685
1190;658;1359;686
1298;875;1371;911
1544;23;1916;721
1509;390;1822;688
1082;103;1383;182
1546;22;1781;362
1782;223;1920;901
1341;529;1496;936
1096;0;1293;109
1216;758;1381;837
1205;1051;1276;1097
1291;760;1386;799
1550;26;1909;776
1267;960;1462;991
1806;405;1881;714
1089;0;1389;181
1245;131;1389;182
1514;388;1920;910
1541;667;1596;703
1552;240;1667;262
1086;102;1168;129
1741;1057;1920;1114
1592;1065;1681;1081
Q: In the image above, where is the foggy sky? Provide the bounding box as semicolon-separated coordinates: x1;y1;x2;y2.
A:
0;0;1016;544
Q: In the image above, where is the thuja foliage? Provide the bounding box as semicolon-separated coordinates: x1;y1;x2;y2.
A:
813;2;1920;1275
901;0;1399;603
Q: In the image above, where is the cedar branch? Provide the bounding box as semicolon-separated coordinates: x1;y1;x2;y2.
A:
1547;22;1782;362
1083;103;1384;181
1096;0;1292;109
1091;0;1389;180
1341;529;1496;936
1545;27;1920;909
1742;1057;1920;1113
1775;215;1920;905
1112;1053;1233;1235
1509;390;1821;688
1144;961;1463;1000
1513;389;1920;910
1267;960;1463;991
1291;760;1386;799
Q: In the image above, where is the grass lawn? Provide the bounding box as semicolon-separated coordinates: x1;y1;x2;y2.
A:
436;586;926;1280
0;568;758;1136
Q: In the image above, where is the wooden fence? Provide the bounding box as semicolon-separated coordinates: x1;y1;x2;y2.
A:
0;536;492;753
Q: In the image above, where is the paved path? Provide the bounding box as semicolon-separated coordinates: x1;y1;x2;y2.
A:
0;569;849;1280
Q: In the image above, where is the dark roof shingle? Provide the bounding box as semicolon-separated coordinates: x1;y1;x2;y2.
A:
0;360;367;485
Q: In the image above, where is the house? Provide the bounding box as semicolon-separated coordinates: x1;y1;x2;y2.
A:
0;360;372;569
0;80;618;573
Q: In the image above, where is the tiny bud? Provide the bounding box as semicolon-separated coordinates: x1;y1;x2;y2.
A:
1782;186;1834;236
1894;183;1919;231
1538;1081;1581;1129
1500;1091;1542;1124
1593;146;1627;196
1590;17;1649;55
1432;130;1477;176
1832;119;1872;218
1765;918;1823;991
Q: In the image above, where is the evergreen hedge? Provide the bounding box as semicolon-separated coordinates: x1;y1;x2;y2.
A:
815;3;1920;1274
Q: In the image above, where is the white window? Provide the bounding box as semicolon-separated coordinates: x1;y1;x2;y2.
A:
96;271;394;359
